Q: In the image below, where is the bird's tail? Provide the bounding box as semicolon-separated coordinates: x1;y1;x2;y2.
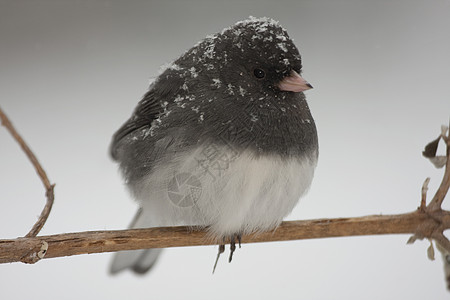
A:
109;208;163;275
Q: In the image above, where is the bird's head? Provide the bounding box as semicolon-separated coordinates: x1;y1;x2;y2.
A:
216;16;312;95
159;17;312;105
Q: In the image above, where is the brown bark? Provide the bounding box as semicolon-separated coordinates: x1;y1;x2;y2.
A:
1;210;448;264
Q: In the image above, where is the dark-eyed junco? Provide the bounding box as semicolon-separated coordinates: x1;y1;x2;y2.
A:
110;16;318;274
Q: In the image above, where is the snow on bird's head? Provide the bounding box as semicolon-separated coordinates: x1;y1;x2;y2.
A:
224;17;300;60
167;17;301;72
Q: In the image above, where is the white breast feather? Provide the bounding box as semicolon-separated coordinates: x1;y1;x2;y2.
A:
129;146;317;239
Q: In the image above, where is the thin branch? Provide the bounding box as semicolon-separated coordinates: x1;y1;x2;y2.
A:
436;240;450;290
0;106;55;237
413;122;450;290
428;123;450;211
420;177;431;212
0;210;449;264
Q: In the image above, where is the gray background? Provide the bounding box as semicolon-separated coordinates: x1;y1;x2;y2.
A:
1;0;450;299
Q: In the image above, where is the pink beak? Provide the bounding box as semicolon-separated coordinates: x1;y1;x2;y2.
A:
278;70;313;92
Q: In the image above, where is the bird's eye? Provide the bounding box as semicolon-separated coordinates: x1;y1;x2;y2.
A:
253;68;266;79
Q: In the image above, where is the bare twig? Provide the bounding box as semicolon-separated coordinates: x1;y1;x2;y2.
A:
410;122;450;290
420;177;431;212
0;210;449;264
0;106;55;237
428;123;450;211
436;241;450;290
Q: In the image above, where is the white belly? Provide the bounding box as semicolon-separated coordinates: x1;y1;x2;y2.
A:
130;145;317;239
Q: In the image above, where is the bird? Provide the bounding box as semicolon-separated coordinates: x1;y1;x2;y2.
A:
109;16;318;275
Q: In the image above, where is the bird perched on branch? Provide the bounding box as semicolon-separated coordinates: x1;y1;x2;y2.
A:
110;16;318;274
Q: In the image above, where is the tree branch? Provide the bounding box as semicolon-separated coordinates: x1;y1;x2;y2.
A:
0;210;448;264
0;106;55;237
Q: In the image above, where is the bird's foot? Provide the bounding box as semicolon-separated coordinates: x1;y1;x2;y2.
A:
212;233;242;273
228;233;242;263
212;244;225;274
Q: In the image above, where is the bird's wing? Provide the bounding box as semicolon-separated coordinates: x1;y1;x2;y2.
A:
110;89;161;160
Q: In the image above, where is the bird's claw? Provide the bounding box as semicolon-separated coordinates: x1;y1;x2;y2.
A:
212;233;242;273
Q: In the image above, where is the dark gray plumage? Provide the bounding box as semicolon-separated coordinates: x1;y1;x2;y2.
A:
110;17;318;275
